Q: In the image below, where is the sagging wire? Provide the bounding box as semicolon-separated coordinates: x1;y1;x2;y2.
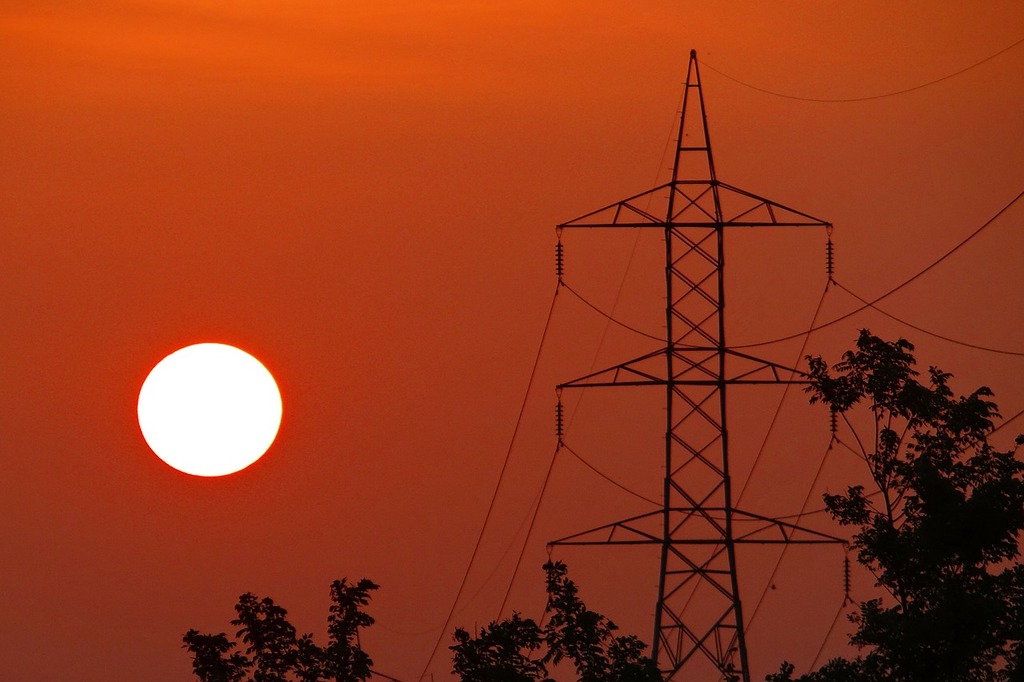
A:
731;188;1024;350
495;441;562;619
495;392;659;621
735;221;833;507
701;35;1024;104
807;547;855;672
417;284;561;681
559;280;665;343
993;406;1024;435
559;440;660;508
745;436;841;629
735;283;831;506
832;279;1024;357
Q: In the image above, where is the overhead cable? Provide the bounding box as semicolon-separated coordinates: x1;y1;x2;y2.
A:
808;594;853;670
833;280;1024;357
560;440;660;507
993;407;1024;435
418;284;560;680
736;281;831;507
745;437;841;630
732;188;1024;349
560;279;664;342
491;439;661;622
495;444;562;619
702;35;1024;103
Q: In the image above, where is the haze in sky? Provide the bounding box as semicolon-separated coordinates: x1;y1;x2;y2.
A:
2;3;1022;680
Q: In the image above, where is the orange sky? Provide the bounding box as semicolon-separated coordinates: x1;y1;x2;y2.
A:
2;3;1023;680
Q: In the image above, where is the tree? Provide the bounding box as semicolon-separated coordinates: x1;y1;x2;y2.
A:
184;563;656;682
451;612;547;681
451;561;660;682
770;331;1024;682
183;578;379;682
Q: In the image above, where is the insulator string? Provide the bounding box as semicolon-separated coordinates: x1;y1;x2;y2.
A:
555;395;564;440
843;551;853;606
555;230;565;281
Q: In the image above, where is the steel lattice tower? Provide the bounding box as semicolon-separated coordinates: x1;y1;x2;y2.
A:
550;51;841;681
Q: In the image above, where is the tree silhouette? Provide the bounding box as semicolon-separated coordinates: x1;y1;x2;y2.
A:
184;564;656;682
770;331;1024;682
183;578;378;682
182;630;249;682
451;612;547;681
451;561;660;682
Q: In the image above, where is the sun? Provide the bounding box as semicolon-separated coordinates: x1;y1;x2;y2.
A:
137;343;283;477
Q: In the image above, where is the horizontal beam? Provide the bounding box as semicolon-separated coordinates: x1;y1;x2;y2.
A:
558;379;808;389
560;221;829;229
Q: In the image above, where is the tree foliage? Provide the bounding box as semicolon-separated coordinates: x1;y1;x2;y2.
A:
183;578;379;682
451;561;660;682
184;563;656;682
771;331;1024;682
451;612;547;682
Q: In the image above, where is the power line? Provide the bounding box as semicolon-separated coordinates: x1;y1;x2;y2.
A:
845;189;1024;297
702;35;1024;103
993;406;1024;435
417;285;560;680
552;79;684;382
559;279;664;343
832;279;1024;357
495;444;561;618
491;438;661;623
745;437;841;630
808;594;852;670
457;470;558;627
732;188;1024;349
560;440;660;507
736;281;831;506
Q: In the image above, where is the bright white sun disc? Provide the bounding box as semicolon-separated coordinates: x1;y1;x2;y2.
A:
138;343;282;476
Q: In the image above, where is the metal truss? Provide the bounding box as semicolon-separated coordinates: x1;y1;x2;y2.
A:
550;51;840;682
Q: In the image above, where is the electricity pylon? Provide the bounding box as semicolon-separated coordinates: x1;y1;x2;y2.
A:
550;51;842;682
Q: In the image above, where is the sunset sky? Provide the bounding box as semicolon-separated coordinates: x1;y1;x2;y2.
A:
2;3;1023;681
